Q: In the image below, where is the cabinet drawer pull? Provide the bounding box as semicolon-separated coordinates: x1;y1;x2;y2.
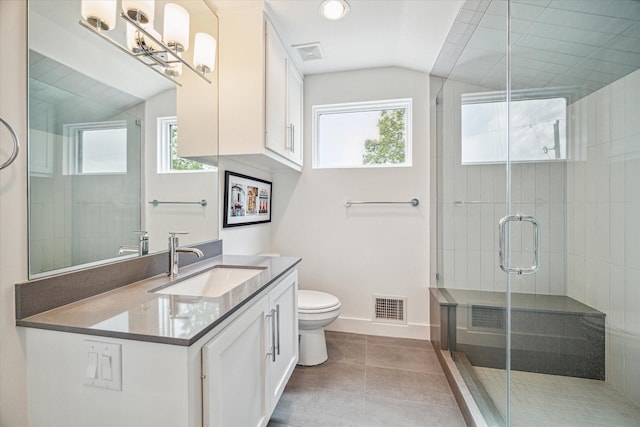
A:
290;125;295;154
266;309;276;362
275;304;280;355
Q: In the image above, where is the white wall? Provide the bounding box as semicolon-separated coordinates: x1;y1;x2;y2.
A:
566;68;640;405
271;67;430;339
0;1;29;425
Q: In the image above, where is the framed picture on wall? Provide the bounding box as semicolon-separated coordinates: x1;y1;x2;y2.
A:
223;171;272;228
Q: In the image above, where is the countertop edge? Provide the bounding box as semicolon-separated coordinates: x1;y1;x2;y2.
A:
18;256;302;347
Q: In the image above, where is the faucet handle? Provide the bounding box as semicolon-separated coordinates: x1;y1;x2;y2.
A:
133;230;148;237
168;231;189;237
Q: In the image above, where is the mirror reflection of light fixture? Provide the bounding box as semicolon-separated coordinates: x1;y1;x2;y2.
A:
319;0;350;20
194;32;217;73
164;3;190;52
165;52;183;77
81;0;117;31
122;0;155;25
79;0;215;85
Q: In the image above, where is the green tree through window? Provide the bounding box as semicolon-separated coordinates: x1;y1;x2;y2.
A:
363;109;406;165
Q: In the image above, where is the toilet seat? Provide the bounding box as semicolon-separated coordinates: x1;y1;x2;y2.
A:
298;290;340;314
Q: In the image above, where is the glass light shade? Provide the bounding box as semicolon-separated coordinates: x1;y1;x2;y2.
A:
122;0;155;25
125;23;138;50
163;3;190;52
320;0;350;20
193;33;217;73
81;0;117;30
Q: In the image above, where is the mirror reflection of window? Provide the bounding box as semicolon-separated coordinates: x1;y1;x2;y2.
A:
157;116;216;173
63;121;128;175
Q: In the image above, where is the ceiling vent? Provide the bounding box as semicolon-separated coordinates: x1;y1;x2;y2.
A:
293;42;324;62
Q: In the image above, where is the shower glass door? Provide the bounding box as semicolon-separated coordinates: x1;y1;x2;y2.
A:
506;0;640;425
435;0;640;425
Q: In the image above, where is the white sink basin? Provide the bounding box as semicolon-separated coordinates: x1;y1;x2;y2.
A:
154;266;266;298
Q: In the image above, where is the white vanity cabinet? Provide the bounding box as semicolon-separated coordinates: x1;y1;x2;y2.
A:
217;3;304;171
202;270;298;427
23;269;298;427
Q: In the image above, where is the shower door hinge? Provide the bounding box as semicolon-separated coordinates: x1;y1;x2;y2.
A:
435;272;440;282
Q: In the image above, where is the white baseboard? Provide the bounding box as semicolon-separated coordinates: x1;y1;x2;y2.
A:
325;316;430;340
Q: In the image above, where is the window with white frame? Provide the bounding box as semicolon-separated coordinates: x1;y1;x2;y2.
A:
157;116;216;173
63;120;128;175
313;99;412;169
461;94;567;164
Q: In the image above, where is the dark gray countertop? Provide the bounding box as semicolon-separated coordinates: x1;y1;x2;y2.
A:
17;255;301;346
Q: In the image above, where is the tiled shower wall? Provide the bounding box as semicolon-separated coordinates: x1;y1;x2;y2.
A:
29;115;141;275
567;68;640;405
437;78;567;295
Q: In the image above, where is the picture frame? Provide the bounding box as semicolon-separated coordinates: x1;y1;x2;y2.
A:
223;171;272;228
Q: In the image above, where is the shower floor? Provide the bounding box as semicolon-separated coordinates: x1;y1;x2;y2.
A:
474;367;640;427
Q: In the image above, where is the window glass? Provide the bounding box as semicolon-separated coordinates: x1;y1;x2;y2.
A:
313;99;412;169
79;128;127;173
461;96;567;164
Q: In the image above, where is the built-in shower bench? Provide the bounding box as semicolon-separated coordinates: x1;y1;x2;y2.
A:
437;288;605;380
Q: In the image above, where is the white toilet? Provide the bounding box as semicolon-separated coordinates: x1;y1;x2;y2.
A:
297;290;341;366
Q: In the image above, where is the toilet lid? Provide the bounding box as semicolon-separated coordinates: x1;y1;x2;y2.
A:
298;290;340;311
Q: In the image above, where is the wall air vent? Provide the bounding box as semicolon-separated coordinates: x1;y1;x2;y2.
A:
293;42;324;62
373;296;407;325
470;305;505;331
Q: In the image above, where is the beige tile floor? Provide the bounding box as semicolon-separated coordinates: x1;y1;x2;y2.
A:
268;331;466;427
475;367;640;427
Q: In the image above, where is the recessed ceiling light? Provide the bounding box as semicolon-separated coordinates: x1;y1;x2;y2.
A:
319;0;350;21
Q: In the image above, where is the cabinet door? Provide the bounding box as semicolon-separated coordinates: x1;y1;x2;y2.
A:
203;297;270;427
265;20;288;158
268;270;299;411
286;65;303;166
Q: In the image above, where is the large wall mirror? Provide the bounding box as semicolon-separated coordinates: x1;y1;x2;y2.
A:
28;0;219;278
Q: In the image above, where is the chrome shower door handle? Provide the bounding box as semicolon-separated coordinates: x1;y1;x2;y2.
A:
498;214;540;275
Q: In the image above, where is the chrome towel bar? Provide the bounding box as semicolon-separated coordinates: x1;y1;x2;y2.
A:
0;116;20;171
149;199;208;207
344;198;419;207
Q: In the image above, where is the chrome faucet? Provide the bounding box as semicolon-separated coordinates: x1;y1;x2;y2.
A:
117;230;149;256
168;232;204;279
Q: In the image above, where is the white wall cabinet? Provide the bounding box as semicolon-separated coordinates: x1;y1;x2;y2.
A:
217;3;303;171
286;64;304;166
203;270;298;427
265;20;304;166
24;269;298;427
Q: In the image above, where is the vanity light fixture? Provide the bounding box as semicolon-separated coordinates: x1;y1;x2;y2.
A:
163;3;190;52
194;32;217;73
81;0;117;31
79;1;216;85
122;0;155;25
319;0;350;21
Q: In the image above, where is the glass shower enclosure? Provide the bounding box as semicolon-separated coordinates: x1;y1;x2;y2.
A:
431;0;640;425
